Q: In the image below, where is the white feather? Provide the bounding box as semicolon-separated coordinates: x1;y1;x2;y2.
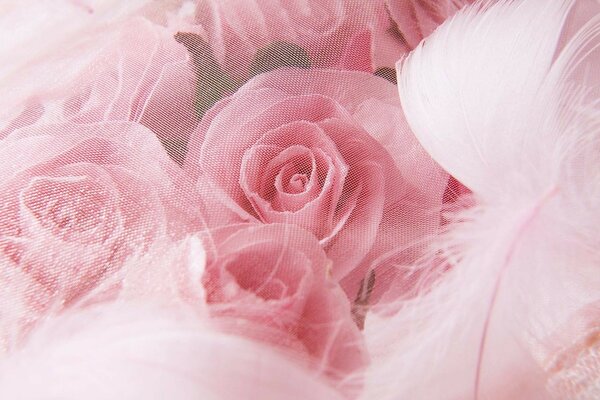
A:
0;301;345;400
360;0;600;399
396;0;572;197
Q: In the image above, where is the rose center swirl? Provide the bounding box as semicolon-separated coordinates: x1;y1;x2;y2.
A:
20;175;112;242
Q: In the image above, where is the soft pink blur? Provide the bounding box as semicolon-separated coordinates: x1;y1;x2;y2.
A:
1;18;198;146
64;19;198;143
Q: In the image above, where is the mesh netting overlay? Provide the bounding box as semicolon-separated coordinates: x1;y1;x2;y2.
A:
0;1;598;399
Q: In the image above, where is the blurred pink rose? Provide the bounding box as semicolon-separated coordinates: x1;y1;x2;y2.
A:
185;69;447;301
64;19;198;143
0;121;183;303
193;0;408;81
1;19;198;162
0;0;163;130
386;0;475;49
200;223;368;396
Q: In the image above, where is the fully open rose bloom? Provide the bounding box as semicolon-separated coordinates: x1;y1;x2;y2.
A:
198;223;368;396
0;121;184;305
185;68;447;301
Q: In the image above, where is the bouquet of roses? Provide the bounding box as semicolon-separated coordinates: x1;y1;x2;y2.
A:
0;0;598;399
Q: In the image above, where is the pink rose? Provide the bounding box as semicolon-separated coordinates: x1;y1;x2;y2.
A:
200;223;368;396
64;19;198;157
193;0;407;81
2;19;198;163
185;68;447;302
0;121;184;304
0;1;152;131
386;0;475;49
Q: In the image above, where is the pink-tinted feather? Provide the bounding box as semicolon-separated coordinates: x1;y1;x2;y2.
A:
0;301;345;400
360;0;600;399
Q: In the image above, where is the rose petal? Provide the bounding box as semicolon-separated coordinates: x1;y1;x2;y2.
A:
326;161;386;280
138;60;198;142
339;29;373;72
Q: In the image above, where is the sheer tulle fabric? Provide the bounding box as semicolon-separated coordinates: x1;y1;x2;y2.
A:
0;1;598;399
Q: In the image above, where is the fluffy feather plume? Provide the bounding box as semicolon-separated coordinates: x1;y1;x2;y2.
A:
0;301;345;400
360;1;600;399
